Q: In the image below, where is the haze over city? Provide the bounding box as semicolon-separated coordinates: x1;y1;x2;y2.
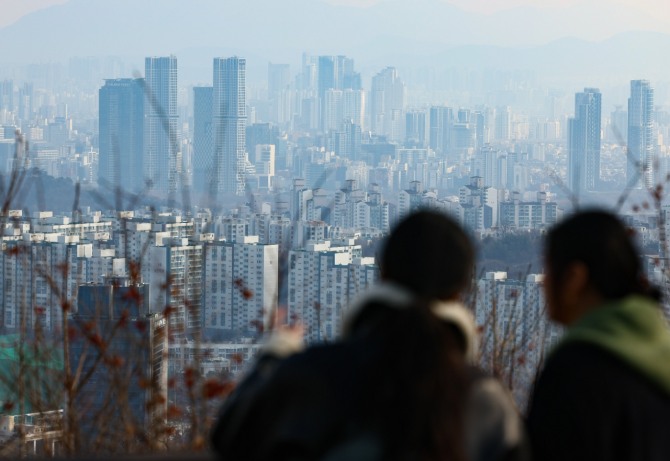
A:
0;0;669;457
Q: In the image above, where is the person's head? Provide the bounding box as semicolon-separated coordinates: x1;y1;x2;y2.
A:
369;210;473;460
544;210;647;325
380;210;474;301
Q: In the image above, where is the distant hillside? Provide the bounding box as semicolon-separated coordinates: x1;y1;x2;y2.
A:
478;233;543;275
6;169;165;214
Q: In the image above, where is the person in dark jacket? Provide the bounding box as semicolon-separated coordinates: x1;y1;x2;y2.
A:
527;210;670;461
211;210;527;461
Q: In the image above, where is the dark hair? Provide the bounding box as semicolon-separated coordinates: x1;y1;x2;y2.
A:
358;210;473;460
546;210;650;300
380;210;475;300
359;299;468;461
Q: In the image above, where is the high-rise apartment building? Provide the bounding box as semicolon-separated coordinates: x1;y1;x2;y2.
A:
473;145;500;188
0;80;13;113
144;56;179;198
499;191;559;230
213;57;247;196
246;123;277;158
429;106;454;156
268;63;291;125
1;234;93;331
99;78;144;193
340;120;362;161
405;110;427;147
316;56;359;130
568;88;601;194
192;86;213;194
628;80;655;188
147;238;202;335
201;237;278;333
458;176;498;231
73;281;168;442
317;56;356;99
300;53;318;93
370;67;405;142
288;240;377;343
342;89;365;130
18;82;33;122
323;89;343;132
495;106;512;141
475;271;559;392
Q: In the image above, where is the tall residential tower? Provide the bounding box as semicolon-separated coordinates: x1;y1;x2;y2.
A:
144;56;179;198
192;86;213;194
628;80;655;188
370;67;405;142
213;57;247;196
568;88;601;194
99;78;144;193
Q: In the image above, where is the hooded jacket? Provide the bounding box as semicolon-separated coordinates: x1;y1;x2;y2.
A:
211;283;527;461
527;295;670;461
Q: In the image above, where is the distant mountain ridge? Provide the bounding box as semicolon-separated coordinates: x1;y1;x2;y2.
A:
1;0;669;84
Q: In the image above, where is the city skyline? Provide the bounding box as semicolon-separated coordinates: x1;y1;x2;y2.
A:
2;0;670;456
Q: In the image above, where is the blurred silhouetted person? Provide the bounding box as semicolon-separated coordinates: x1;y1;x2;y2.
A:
527;210;670;461
211;210;527;461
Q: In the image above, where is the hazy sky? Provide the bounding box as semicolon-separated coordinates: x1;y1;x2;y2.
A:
1;0;68;28
325;0;662;14
1;0;668;29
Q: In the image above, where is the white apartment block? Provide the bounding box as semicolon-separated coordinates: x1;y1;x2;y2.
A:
0;234;93;330
475;272;560;385
146;238;203;334
499;191;559;230
31;211;113;239
201;237;279;333
288;240;378;343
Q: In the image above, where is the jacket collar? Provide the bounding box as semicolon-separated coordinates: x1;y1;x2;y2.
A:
558;295;670;395
343;283;479;364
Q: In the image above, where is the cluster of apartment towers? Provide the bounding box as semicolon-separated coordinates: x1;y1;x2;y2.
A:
99;55;400;201
568;80;654;194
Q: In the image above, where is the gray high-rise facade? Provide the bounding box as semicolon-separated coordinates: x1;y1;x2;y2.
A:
268;63;291;125
317;56;358;131
405;110;426;148
568;88;601;193
99;78;145;194
429;106;453;156
0;80;13;113
192;86;213;194
144;56;179;198
370;67;405;142
628;80;655;188
213;57;247;196
317;56;356;99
